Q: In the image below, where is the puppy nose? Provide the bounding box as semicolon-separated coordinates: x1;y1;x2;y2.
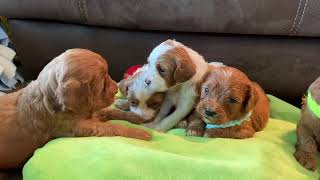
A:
205;109;216;117
145;79;151;86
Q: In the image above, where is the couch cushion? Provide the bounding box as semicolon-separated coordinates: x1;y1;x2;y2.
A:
9;20;320;105
1;0;320;37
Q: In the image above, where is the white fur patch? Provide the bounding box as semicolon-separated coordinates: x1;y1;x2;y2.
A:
129;39;209;131
221;69;233;79
148;42;173;65
209;61;225;67
130;105;155;120
130;42;173;102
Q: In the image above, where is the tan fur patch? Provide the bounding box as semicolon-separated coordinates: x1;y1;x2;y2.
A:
146;92;165;110
156;47;196;87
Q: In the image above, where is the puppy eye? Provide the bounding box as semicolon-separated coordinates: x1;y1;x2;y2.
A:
149;102;160;109
157;65;165;74
130;100;138;107
204;87;209;95
228;98;238;104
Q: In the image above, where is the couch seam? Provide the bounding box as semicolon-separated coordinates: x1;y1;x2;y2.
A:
294;0;309;35
82;0;89;23
289;0;303;35
77;0;88;23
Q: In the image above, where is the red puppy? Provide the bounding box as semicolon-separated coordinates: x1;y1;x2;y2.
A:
185;66;269;139
0;49;151;169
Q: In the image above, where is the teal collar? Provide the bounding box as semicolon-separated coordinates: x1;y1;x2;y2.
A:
205;111;252;129
307;91;320;119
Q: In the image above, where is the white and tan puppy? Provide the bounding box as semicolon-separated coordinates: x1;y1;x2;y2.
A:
130;39;209;132
96;66;165;124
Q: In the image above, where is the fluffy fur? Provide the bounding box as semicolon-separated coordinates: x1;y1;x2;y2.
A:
96;67;165;124
130;39;209;132
185;66;270;139
0;49;151;169
294;76;320;171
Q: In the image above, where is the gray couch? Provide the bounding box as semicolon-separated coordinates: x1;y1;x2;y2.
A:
1;0;320;105
1;1;320;179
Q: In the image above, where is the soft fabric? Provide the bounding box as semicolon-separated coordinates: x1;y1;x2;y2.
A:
23;95;320;180
0;44;15;60
123;65;142;79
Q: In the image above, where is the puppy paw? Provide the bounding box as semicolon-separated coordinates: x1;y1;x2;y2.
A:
186;126;204;137
127;128;152;141
114;99;130;111
93;108;113;121
142;122;164;132
175;120;188;129
294;149;317;171
142;122;157;129
203;130;221;138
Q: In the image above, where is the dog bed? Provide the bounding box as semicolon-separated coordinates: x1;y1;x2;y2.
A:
23;95;319;180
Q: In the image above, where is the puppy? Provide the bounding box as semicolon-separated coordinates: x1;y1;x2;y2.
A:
294;76;320;171
186;66;269;139
0;49;151;169
96;66;165;124
129;39;208;132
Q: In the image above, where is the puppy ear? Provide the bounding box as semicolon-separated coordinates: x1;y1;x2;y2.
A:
118;79;129;97
173;57;196;83
157;47;196;85
58;79;93;113
243;83;258;112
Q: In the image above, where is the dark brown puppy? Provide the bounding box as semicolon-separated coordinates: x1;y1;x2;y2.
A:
294;76;320;171
0;49;151;170
96;68;165;124
186;66;269;139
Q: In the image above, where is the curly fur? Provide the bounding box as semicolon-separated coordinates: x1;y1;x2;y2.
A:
185;66;270;139
0;49;151;169
294;76;320;171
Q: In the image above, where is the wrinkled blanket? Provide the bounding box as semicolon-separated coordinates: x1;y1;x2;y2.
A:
23;95;320;180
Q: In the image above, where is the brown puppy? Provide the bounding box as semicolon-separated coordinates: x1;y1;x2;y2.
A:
0;49;151;169
294;76;320;171
96;67;165;124
186;66;269;139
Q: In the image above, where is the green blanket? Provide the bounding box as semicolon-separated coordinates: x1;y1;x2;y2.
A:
23;95;320;180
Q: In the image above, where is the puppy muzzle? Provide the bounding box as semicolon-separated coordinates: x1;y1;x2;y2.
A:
196;100;227;124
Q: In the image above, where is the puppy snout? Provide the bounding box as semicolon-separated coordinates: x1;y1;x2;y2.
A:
204;108;216;117
144;79;151;86
110;80;118;95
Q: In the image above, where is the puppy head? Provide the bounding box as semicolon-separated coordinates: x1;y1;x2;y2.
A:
141;39;196;92
128;91;165;120
118;65;165;120
118;65;145;97
118;40;195;120
196;66;258;125
38;49;118;115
